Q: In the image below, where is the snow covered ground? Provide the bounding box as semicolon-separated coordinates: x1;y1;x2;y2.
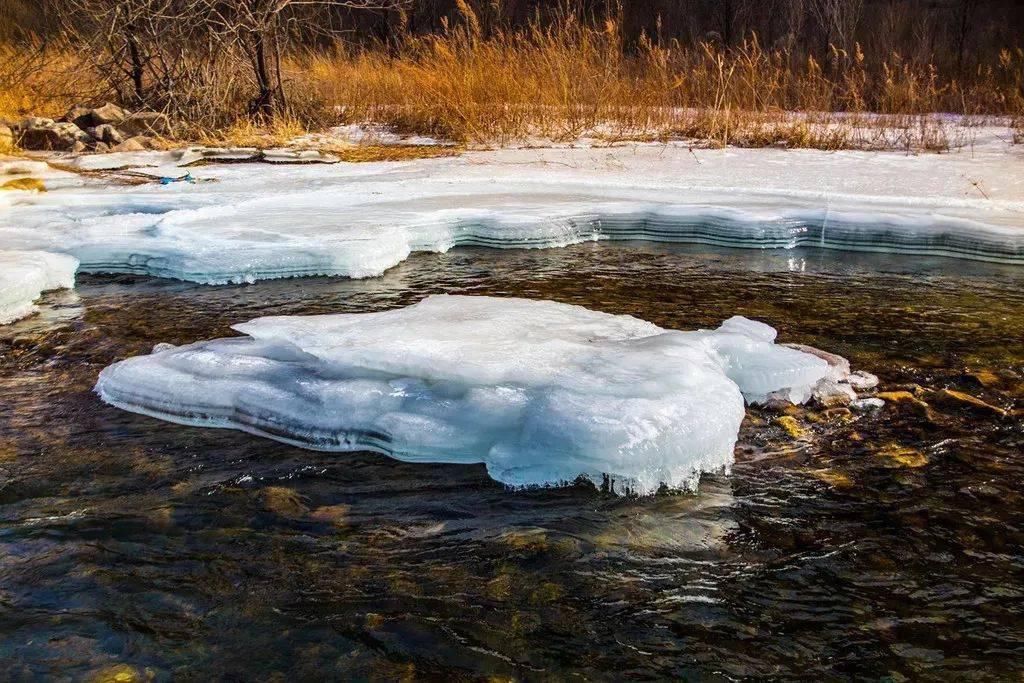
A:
1;132;1022;317
95;296;832;494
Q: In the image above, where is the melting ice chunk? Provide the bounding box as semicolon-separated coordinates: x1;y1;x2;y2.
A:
0;250;79;324
94;296;830;494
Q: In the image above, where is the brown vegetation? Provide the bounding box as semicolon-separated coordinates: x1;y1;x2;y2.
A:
303;16;1024;149
1;1;1022;151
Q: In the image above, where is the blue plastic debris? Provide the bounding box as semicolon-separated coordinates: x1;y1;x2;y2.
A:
159;173;196;185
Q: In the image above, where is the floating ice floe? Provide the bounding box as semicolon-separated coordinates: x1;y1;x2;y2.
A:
0;250;79;324
95;295;834;494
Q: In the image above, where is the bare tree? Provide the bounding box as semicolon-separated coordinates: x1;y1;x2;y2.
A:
809;0;863;55
198;0;407;120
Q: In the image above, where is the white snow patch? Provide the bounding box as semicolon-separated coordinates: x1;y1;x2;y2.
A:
0;250;79;324
95;295;830;494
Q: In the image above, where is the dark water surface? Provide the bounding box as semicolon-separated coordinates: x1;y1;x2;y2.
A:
1;243;1022;681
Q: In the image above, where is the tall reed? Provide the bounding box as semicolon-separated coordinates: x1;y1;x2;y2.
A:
296;15;1024;149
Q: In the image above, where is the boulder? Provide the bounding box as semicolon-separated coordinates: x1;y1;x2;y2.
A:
63;104;94;129
88;123;124;145
17;116;55;131
18;120;94;151
65;102;128;130
118;111;171;137
112;136;152;152
90;102;127;126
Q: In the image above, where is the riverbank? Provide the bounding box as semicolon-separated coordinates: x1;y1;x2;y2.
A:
2;127;1023;323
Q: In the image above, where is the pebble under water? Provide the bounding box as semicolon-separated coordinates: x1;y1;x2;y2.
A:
1;243;1022;681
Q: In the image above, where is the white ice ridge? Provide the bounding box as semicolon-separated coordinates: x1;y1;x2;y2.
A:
0;250;79;324
95;296;830;494
3;143;1022;285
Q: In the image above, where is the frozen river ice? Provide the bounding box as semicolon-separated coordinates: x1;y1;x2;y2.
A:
96;296;832;494
1;141;1022;312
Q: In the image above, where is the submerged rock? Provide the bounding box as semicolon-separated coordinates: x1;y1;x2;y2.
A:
928;388;1007;417
259;486;308;517
875;443;928;468
849;370;880;390
876;390;934;420
775;415;810;438
812;378;858;407
852;397;886;412
808;468;854;489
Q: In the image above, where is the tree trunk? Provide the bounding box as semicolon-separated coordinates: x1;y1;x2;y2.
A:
251;29;276;120
126;29;145;105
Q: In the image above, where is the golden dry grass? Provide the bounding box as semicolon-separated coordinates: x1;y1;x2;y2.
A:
295;17;1024;150
3;14;1022;153
196;118;311;149
321;145;462;162
0;41;100;121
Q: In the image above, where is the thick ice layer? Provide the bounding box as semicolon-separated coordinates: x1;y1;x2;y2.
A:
0;250;78;324
95;296;829;494
3;142;1022;286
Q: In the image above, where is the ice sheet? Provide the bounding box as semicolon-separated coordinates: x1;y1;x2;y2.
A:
2;140;1022;289
0;250;79;324
95;296;830;494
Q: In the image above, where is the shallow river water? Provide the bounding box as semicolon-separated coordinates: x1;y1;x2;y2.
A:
1;243;1022;681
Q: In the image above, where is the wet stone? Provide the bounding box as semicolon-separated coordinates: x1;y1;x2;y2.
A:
775;415;809;439
927;388;1007;417
875;443;929;469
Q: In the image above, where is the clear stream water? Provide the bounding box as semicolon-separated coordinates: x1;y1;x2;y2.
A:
1;243;1022;680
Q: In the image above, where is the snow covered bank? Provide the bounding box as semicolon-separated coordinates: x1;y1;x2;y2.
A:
1;137;1022;290
0;250;79;324
95;296;831;494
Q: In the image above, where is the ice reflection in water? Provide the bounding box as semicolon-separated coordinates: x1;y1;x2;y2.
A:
0;242;1022;680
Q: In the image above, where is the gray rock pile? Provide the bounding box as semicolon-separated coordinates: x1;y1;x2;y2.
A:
4;103;171;153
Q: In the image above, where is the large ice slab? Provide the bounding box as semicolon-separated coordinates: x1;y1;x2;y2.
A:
0;250;78;324
3;142;1022;287
95;296;830;494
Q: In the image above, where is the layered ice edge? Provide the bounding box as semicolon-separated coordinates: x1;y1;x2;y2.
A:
95;295;836;495
0;250;78;324
47;204;1024;286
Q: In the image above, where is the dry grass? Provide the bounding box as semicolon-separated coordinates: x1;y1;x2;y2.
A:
321;145;462;162
197;118;311;149
3;14;1022;154
297;16;1024;151
0;41;101;121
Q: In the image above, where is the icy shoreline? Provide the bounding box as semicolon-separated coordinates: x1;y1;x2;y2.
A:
1;136;1022;313
0;250;78;324
95;296;838;495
